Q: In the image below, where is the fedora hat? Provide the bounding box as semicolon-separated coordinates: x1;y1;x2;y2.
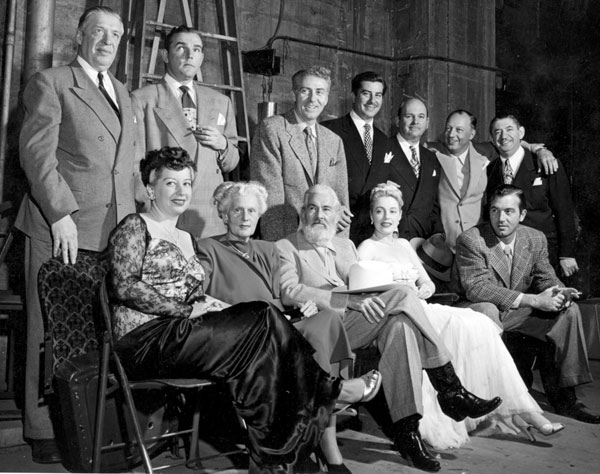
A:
410;233;453;282
333;261;398;294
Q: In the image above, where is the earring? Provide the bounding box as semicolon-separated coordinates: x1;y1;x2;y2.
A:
370;219;373;225
147;191;155;200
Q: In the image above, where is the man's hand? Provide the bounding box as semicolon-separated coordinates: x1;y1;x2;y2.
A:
337;206;353;233
559;257;579;277
535;147;558;174
51;215;78;264
347;294;386;324
299;300;318;318
531;286;566;312
191;125;227;151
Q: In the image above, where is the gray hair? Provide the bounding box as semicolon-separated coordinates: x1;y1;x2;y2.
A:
301;184;341;211
212;181;269;219
292;66;332;92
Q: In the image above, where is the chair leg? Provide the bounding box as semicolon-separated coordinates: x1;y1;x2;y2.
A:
113;357;154;474
186;394;202;469
92;343;111;472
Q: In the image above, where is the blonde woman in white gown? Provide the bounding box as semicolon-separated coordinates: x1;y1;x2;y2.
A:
356;183;564;449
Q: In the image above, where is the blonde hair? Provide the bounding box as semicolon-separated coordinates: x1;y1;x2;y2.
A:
212;181;269;219
370;183;404;210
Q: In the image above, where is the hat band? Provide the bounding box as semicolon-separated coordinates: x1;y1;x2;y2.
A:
417;246;450;273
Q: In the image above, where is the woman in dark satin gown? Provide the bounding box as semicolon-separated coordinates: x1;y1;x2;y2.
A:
196;181;382;473
108;147;340;474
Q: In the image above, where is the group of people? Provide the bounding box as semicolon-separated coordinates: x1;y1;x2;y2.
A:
14;5;598;474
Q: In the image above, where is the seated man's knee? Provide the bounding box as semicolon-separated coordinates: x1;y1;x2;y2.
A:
468;302;502;329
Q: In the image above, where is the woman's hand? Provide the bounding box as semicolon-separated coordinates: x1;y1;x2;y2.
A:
416;285;433;300
299;300;318;318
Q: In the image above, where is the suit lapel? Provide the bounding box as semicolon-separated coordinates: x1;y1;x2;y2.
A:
152;81;197;158
195;84;220;126
511;226;533;289
513;150;536;188
465;143;487;198
390;137;417;193
341;115;370;181
284;111;314;186
297;232;342;286
71;65;121;142
436;149;461;198
482;224;511;287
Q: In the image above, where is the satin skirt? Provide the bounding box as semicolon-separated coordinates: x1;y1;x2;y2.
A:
115;301;339;470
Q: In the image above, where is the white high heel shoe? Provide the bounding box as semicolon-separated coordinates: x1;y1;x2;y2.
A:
512;413;565;442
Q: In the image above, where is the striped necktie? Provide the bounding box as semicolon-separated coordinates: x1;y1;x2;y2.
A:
503;159;514;184
364;123;373;164
409;145;420;178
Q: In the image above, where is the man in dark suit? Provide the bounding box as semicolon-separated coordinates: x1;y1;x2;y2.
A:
387;97;444;240
15;6;137;462
486;114;578;279
132;25;239;238
321;71;391;245
456;185;598;423
250;66;351;241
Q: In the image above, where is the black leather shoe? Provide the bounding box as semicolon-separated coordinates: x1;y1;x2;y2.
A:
31;439;61;464
438;389;502;422
394;430;440;472
555;402;600;424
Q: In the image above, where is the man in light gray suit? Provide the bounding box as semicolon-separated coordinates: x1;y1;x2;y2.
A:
276;185;501;472
250;66;351;241
132;25;239;238
15;6;136;463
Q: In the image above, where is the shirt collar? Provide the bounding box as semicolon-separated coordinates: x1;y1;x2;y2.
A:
77;56;104;85
294;111;317;135
501;145;525;172
454;147;469;164
350;109;373;129
164;72;196;101
498;236;516;253
396;133;419;157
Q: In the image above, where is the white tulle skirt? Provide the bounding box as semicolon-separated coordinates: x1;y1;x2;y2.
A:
419;302;542;449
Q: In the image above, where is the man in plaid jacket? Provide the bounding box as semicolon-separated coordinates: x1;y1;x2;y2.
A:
455;184;598;424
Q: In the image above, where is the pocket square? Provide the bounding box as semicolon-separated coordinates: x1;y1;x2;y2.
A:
217;113;227;126
432;169;437;176
533;177;543;186
384;152;394;164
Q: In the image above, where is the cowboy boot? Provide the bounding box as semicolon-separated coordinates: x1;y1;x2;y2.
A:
391;414;440;472
426;362;502;422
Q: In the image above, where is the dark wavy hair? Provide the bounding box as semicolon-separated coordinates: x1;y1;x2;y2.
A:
163;25;203;52
140;146;197;186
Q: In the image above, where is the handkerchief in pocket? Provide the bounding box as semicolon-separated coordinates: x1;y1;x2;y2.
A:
533;177;543;186
217;113;226;126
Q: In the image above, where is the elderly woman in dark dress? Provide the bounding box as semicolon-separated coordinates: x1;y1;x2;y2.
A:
108;147;346;474
197;181;382;473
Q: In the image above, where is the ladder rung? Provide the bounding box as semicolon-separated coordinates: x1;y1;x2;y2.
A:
142;74;244;92
145;21;238;43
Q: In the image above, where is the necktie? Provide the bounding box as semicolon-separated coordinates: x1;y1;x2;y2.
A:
364;123;373;164
97;72;120;119
503;246;513;278
180;85;197;129
409;145;420;178
304;127;318;175
503;159;514;184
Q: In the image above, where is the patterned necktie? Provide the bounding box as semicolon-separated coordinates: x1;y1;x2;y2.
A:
503;159;514;184
304;127;318;175
97;72;120;119
364;123;373;164
409;145;420;178
180;85;197;129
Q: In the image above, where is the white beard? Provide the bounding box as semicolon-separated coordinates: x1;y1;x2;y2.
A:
301;223;336;247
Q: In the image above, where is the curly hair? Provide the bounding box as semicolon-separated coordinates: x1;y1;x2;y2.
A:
370;182;404;210
212;181;269;219
140;146;197;186
292;66;332;91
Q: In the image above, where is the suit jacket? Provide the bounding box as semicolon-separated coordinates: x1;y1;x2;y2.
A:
250;110;349;241
455;222;561;313
486;149;576;258
276;231;357;318
15;61;136;251
321;114;390;245
387;137;444;239
131;79;239;238
431;142;490;251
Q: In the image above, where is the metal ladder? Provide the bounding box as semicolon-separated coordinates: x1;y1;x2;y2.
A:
118;0;250;159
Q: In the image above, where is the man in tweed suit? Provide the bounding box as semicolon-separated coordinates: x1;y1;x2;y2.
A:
250;66;351;241
132;25;239;238
277;185;501;472
455;184;598;423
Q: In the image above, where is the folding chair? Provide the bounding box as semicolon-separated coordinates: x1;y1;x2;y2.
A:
39;255;244;473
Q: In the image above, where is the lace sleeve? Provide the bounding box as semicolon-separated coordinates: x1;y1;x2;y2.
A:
108;214;192;318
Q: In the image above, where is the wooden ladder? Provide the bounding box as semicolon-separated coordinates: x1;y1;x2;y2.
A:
118;0;250;160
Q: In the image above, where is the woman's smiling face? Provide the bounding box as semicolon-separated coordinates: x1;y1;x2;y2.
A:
371;195;402;236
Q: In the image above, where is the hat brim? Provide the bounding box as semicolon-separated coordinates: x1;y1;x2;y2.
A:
332;282;399;294
422;264;451;282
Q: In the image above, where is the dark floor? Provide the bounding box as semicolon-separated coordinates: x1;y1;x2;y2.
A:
1;361;599;474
